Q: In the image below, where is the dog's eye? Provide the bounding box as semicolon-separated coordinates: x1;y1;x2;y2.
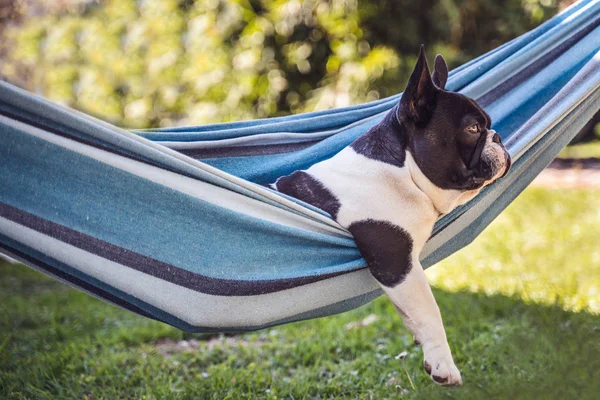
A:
466;124;481;134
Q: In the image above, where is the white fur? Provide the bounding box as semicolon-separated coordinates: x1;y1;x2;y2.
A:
303;147;467;384
382;258;462;385
276;134;508;386
307;147;438;249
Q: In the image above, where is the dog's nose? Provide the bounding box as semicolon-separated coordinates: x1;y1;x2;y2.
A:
492;133;502;144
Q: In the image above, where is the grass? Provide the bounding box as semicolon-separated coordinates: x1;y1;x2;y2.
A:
558;141;600;159
2;187;600;399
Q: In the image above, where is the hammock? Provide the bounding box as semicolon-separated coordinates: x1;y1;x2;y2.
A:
1;0;600;333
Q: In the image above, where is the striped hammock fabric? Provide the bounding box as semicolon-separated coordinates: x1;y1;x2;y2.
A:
1;0;600;333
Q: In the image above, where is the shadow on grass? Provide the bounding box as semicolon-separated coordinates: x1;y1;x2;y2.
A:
1;262;599;399
428;289;600;400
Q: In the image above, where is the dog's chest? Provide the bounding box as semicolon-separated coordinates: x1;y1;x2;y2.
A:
302;147;437;243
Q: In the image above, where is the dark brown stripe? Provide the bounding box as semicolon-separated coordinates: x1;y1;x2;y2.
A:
0;202;350;296
0;244;158;321
176;140;321;159
477;16;600;107
0;104;201;183
0;104;154;166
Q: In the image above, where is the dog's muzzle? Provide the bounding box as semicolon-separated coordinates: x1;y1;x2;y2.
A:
474;130;511;182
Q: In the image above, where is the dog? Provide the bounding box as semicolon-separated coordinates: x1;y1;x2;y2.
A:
272;46;511;386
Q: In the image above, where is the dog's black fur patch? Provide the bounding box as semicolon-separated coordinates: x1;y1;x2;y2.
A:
350;106;406;168
274;47;510;291
275;171;341;219
348;219;413;287
398;46;510;191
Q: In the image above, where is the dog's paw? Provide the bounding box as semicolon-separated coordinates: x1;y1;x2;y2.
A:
423;351;462;386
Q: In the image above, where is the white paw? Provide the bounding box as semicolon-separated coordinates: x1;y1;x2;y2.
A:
423;350;462;386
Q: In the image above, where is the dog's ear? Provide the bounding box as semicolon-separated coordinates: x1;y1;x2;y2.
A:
399;45;438;124
432;54;448;89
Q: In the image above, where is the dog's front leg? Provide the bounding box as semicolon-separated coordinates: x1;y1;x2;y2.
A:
381;257;462;386
349;221;462;385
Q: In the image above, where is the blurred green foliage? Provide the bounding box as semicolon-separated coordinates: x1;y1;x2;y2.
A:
0;0;565;128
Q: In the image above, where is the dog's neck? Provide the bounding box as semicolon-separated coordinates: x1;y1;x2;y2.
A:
405;151;480;215
349;106;407;168
346;106;481;216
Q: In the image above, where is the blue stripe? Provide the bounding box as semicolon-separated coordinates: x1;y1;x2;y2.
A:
0;0;599;332
172;22;600;185
0;235;381;333
0;127;364;281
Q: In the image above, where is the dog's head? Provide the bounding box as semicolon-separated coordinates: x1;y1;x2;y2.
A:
399;46;511;193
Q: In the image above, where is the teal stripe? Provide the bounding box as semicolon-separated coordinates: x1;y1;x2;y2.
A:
0;127;364;281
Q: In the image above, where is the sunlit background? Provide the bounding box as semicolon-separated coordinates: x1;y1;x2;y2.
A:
0;0;574;128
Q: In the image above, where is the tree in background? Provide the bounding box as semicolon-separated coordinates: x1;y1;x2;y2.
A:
0;0;567;129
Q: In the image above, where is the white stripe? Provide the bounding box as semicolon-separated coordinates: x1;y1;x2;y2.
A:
110;123;352;234
0;252;18;264
0;217;379;328
0;114;350;239
0;247;149;316
160;131;336;149
461;0;600;100
0;80;350;236
158;112;385;149
506;51;600;160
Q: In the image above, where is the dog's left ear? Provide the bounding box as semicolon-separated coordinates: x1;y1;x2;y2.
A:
399;45;438;124
432;54;448;89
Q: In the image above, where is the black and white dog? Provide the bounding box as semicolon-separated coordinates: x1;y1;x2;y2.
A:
273;46;511;386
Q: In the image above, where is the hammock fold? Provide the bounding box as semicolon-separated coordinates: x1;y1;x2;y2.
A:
1;0;600;332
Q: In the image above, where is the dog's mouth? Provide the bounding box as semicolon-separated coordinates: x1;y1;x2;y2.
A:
499;151;512;179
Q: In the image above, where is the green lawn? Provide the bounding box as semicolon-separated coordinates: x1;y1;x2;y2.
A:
558;141;600;159
2;187;600;399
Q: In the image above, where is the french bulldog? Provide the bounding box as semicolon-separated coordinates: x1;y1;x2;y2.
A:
272;46;511;385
